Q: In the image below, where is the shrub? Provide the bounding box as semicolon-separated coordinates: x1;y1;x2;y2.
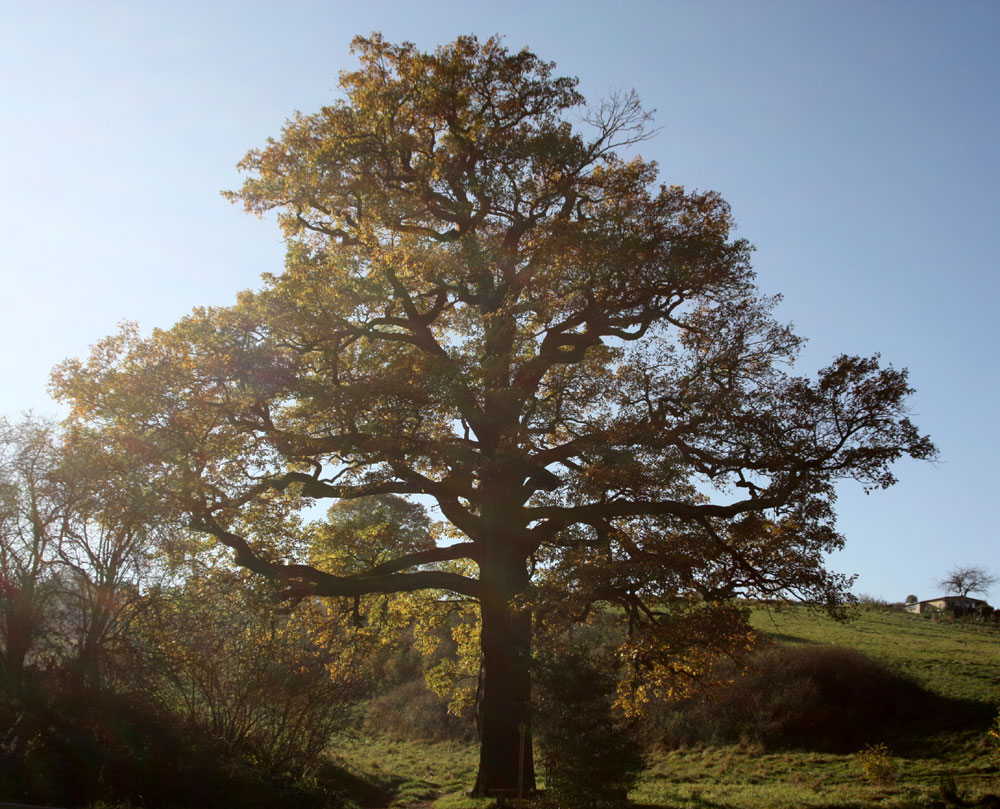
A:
363;678;476;742
857;742;898;786
131;572;365;778
644;644;940;752
0;669;352;809
988;708;1000;767
534;649;646;809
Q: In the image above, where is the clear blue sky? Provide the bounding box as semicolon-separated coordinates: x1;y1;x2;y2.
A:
2;1;997;601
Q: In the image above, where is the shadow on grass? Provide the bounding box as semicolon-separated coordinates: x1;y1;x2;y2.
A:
328;761;402;808
761;632;817;646
887;693;995;759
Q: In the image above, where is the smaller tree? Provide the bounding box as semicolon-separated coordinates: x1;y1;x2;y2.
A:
936;566;997;599
533;617;646;809
0;417;67;697
54;428;167;689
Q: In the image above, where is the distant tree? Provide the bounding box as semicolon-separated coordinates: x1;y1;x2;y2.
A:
0;417;65;697
904;594;918;604
53;34;936;795
936;566;997;599
0;418;167;695
53;428;169;688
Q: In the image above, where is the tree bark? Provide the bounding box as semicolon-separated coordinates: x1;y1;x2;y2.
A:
472;548;536;797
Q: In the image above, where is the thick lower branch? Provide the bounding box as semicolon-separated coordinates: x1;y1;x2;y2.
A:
190;513;482;599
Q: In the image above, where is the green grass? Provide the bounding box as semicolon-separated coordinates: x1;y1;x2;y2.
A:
330;735;479;807
330;605;1000;808
633;605;1000;808
750;603;1000;704
631;742;999;808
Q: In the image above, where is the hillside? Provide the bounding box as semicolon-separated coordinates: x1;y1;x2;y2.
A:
335;605;1000;809
751;603;1000;704
631;604;1000;808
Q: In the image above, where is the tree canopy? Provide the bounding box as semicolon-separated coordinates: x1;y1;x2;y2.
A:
53;33;935;795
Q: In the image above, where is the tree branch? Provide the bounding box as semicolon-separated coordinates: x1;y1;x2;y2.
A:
190;511;482;599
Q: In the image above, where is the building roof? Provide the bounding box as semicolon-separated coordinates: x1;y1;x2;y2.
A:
916;595;987;605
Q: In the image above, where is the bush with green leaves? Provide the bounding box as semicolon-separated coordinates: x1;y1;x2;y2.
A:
533;648;646;808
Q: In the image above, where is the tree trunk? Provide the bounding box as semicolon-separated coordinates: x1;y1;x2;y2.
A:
472;550;536;797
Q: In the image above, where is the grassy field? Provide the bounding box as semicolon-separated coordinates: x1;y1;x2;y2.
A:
751;603;1000;704
331;605;1000;808
330;736;479;807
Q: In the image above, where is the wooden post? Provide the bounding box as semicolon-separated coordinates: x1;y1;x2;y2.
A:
517;722;526;809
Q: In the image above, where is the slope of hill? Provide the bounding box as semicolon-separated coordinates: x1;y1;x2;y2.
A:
751;603;1000;705
334;605;1000;809
632;604;1000;808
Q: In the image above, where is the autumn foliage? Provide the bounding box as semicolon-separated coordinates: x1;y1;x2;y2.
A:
47;34;935;795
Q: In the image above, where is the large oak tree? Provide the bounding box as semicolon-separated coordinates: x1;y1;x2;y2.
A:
54;34;935;795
